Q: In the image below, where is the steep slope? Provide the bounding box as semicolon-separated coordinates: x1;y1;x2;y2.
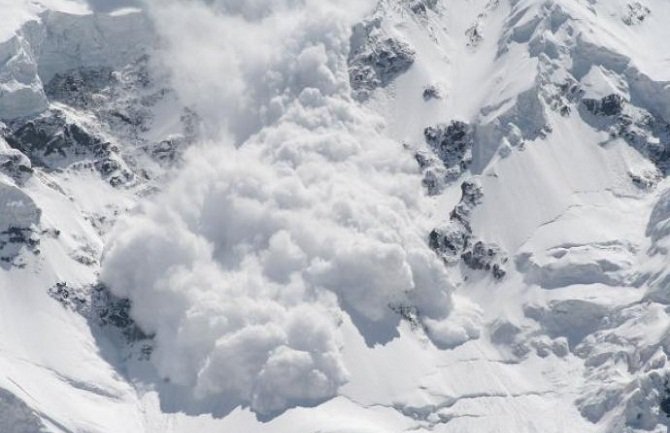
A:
1;1;670;433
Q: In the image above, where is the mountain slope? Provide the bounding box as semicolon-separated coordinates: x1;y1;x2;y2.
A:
1;0;670;432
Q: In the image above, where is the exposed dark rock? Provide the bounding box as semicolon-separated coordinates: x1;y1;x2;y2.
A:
547;79;584;116
349;18;416;100
422;85;442;101
461;241;508;279
450;179;484;229
409;0;437;15
6;112;107;163
583;94;625;117
623;2;651;25
429;223;470;261
0;226;40;266
145;136;185;165
629;170;660;190
45;67;116;109
428;179;507;278
0;148;32;183
661;380;670;418
579;92;670;174
465;23;483;48
5;109;134;185
90;284;152;341
49;281;87;309
424;121;474;181
614;111;670;173
414;150;447;195
428;181;481;264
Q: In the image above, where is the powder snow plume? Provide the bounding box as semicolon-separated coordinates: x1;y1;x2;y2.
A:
100;0;472;416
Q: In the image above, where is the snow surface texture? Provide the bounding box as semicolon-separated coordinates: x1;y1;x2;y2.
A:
3;0;670;432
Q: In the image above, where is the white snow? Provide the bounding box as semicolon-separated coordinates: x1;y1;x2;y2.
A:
2;0;670;432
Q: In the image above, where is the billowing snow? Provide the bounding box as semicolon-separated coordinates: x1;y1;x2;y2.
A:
2;0;670;432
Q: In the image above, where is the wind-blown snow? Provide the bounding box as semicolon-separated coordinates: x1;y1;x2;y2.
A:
4;0;670;431
101;0;464;415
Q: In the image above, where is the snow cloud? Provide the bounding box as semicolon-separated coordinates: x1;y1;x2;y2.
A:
101;0;462;416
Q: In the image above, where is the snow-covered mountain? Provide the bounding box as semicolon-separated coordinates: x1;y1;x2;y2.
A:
2;0;670;432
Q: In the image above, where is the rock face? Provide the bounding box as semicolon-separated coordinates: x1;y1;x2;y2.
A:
348;17;415;100
424;121;474;180
579;92;670;174
0;29;48;119
583;94;625;117
0;10;153;121
429;179;507;279
0;182;40;267
0;137;32;183
623;2;651;25
4;109;133;185
462;241;507;279
415;121;476;195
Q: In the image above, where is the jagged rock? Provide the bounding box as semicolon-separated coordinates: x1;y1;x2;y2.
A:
424;121;474;181
465;23;483;48
545;79;584;116
146;136;184;165
450;179;483;228
0;183;40;267
349;18;415;99
579;92;670;174
90;284;151;342
409;0;437;15
623;2;651;25
49;281;87;310
629;170;660;190
45;67;116;109
461;241;507;279
429;181;481;262
429;223;470;262
4;109;133;185
583;94;625;116
428;179;507;278
0;145;32;184
415;150;447;195
6;111;108;163
614;111;670;173
422;85;442;101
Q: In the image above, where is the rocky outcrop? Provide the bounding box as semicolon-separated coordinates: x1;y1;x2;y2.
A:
417;121;474;193
0;9;153;121
349;17;415;100
429;179;507;279
422;85;442;101
0;182;40;267
4;109;133;186
0;135;32;184
623;2;651;25
579;93;670;174
462;241;507;279
424;121;474;177
583;94;625;117
50;281;151;346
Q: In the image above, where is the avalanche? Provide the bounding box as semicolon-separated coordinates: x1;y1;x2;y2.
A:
1;0;670;432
